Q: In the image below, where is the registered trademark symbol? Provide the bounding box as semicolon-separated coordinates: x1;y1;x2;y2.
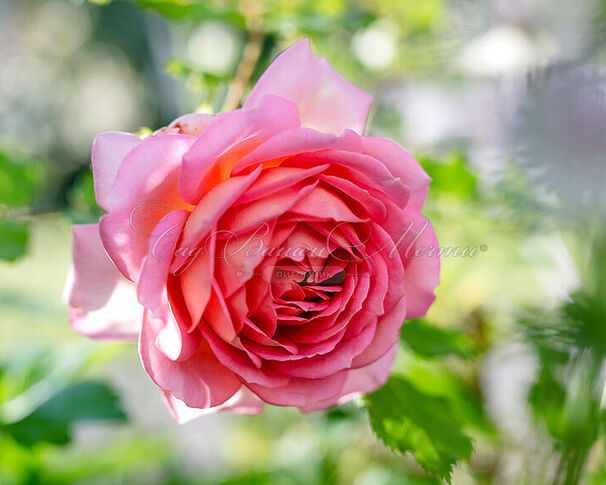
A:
480;244;488;252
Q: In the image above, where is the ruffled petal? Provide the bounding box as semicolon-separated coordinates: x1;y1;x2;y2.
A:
400;210;441;319
351;295;407;369
362;136;431;210
179;94;300;205
99;134;195;281
139;310;241;408
154;113;216;137
162;387;264;424
299;344;396;412
64;224;142;341
91;132;141;212
245;39;372;135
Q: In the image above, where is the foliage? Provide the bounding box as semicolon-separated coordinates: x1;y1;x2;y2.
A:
401;319;477;359
417;152;477;202
365;375;473;483
0;146;43;262
3;381;126;446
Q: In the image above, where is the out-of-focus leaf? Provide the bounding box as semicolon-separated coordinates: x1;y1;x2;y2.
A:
401;319;476;359
42;435;173;484
528;366;567;440
495;163;556;233
364;375;473;483
399;356;494;436
418;152;477;201
522;244;606;464
0;145;43;262
562;288;606;357
364;0;444;33
66;169;103;224
0;347;54;406
324;404;360;423
134;0;245;27
0;148;42;208
2;381;127;446
264;10;374;35
0;219;29;262
522;282;606;366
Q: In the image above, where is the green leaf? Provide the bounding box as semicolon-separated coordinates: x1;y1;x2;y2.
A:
401;319;476;359
0;219;29;262
364;376;473;483
66;169;103;224
133;0;245;27
0;148;42;208
399;358;495;436
2;381;127;446
528;366;567;440
418;152;477;201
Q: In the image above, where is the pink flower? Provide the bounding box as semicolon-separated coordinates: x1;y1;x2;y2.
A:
64;39;440;422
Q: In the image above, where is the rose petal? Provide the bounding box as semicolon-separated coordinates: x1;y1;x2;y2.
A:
232;127;363;175
179;94;300;205
246;370;347;408
139;310;241;408
162;387;264;424
137;209;190;313
154;113;216;137
299;344;396;412
362;136;431;210
401;211;440;319
91;132;141;212
351;295;407;369
99;134;195;281
245;39;372;135
381;205;440;319
173;165;262;273
64;224;142;341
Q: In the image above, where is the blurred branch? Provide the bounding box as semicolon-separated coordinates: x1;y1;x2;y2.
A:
222;1;265;111
222;30;265;111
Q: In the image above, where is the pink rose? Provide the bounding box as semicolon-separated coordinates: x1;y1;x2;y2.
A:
64;39;439;422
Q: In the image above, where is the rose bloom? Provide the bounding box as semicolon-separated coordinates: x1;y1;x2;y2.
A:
64;39;439;422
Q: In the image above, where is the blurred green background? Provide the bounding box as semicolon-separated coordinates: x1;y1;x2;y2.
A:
1;0;606;484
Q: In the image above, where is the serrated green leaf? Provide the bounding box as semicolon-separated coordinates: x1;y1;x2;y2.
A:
364;376;473;483
401;319;476;359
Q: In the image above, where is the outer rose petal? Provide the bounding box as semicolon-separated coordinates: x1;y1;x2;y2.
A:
137;209;191;314
162;387;264;424
139;310;241;408
99;134;195;281
362;136;431;210
63;224;142;341
91;132;141;212
245;39;372;135
351;295;408;369
154;113;216;137
299;344;397;412
246;370;348;408
401;210;441;319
